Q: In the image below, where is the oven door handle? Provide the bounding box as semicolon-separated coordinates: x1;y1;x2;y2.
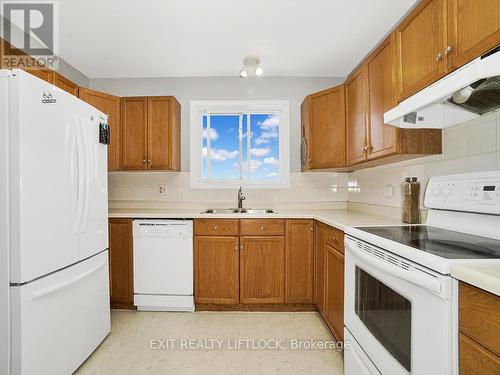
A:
348;241;442;294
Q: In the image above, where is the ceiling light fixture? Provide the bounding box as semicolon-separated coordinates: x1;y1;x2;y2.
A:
240;57;263;78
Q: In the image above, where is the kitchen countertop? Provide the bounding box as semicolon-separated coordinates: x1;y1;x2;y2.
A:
451;264;500;297
108;208;402;231
109;207;500;296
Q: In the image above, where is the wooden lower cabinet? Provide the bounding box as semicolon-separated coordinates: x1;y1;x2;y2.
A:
194;236;239;304
286;220;314;304
240;236;285;304
108;219;134;309
314;222;327;316
324;244;344;342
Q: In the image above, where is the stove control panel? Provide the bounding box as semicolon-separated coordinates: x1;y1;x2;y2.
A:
424;171;500;214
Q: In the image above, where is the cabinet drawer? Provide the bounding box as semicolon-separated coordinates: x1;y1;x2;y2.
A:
194;219;239;236
459;282;500;357
325;226;344;253
240;219;285;236
460;333;500;375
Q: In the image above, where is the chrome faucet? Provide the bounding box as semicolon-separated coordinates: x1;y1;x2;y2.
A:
237;186;246;210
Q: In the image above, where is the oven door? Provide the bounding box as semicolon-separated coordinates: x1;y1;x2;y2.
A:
344;236;454;375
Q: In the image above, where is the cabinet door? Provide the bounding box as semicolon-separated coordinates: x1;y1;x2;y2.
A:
121;97;148;170
367;34;399;160
79;88;122;170
240;236;285;304
308;86;346;169
346;67;368;166
324;244;344;341
314;223;326;316
285;220;314;304
147;97;172;170
52;72;78;96
447;0;500;70
109;219;134;309
194;236;239;304
396;0;447;100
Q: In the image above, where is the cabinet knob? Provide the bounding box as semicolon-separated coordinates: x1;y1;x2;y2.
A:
310;227;313;232
444;45;453;55
148;159;151;164
214;225;218;230
142;159;146;163
435;52;443;61
240;245;244;250
308;158;312;162
235;245;239;250
261;225;265;231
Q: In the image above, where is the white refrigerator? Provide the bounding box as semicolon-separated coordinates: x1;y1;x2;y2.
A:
0;69;111;375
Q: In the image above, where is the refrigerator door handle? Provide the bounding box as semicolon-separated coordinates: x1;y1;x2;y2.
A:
74;119;85;234
80;119;90;234
31;259;107;300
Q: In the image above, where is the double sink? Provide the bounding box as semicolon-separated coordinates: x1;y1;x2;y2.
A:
201;208;277;214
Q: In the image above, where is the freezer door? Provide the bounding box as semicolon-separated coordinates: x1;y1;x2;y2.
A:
76;103;108;259
10;251;110;375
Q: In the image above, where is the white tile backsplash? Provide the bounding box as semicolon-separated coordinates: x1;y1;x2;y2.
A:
109;172;349;209
349;110;500;215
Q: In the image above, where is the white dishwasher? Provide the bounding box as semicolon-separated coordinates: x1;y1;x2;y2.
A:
133;220;194;312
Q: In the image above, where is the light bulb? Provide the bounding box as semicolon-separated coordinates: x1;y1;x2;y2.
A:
240;68;248;78
255;65;264;76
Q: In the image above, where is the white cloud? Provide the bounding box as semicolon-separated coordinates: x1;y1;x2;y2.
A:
234;159;263;172
250;147;270;157
258;115;279;129
203;147;238;161
266;172;278;178
263;157;280;166
202;128;219;141
254;128;278;145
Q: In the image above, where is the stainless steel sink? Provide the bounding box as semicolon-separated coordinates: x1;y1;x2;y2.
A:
201;208;276;214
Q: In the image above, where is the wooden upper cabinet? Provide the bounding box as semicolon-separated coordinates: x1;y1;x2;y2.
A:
194;236;240;304
147;96;181;170
52;72;78;96
109;218;134;309
324;244;344;342
366;34;399;160
346;67;369;166
285;220;314;304
240;236;285;304
447;0;500;70
121;97;148;170
121;96;181;171
301;85;346;170
78;88;122;170
396;0;447;101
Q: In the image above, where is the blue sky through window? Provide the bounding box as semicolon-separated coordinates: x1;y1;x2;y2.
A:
202;113;280;181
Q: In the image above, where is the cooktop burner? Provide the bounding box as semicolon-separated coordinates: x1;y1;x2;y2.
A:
358;226;500;259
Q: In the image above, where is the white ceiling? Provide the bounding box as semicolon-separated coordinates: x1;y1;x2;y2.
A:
59;0;418;78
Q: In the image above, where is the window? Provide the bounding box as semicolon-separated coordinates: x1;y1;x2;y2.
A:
190;101;290;188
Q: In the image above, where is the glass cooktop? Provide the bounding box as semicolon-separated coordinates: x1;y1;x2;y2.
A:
358;225;500;259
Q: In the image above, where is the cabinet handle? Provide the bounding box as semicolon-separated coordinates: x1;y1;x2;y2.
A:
260;225;265;231
214;225;218;230
435;52;443;62
444;45;452;55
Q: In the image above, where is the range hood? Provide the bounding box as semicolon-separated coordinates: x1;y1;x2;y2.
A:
384;46;500;129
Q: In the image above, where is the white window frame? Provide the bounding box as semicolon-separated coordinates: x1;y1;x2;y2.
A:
190;100;290;189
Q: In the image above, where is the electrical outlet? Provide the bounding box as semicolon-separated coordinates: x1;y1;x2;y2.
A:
158;185;168;198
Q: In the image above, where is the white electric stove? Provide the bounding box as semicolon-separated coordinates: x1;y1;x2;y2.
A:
344;170;500;375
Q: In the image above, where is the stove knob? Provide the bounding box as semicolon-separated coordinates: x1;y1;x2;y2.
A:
432;187;441;197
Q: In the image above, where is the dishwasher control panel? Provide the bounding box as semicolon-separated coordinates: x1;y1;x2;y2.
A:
133;220;193;238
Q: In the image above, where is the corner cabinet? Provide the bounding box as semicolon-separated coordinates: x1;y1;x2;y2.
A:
301;85;346;171
121;96;181;171
79;88;122;170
